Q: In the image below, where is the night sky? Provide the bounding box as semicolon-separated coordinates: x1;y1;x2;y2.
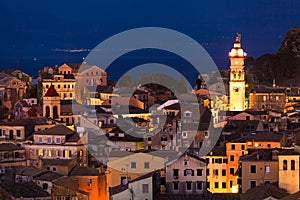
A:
0;0;300;78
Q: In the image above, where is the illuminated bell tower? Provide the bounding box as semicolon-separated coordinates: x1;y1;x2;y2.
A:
229;34;247;111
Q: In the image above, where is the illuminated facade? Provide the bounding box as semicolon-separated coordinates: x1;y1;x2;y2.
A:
229;34;247;111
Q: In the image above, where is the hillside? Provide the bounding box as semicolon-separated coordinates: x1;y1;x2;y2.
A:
247;28;300;86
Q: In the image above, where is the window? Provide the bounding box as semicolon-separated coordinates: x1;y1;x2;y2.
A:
291;160;295;170
230;155;234;162
173;182;179;190
264;180;271;184
246;116;250;120
58;84;61;89
88;178;92;186
142;184;149;193
231;144;235;150
215;182;219;188
47;149;52;157
144;162;150;169
222;182;226;189
207;182;210;189
230;181;233;188
46;85;49;89
70;93;72;98
38;149;43;156
265;165;270;174
47;137;52;144
186;182;192;190
207;169;210;176
56;138;61;144
183;160;188;166
250;165;256;173
38;137;43;143
43;183;48;190
131;162;136;169
230;168;234;175
64;85;66;89
223;158;228;164
197;182;202;190
16;130;21;137
197;169;203;176
222;169;226;176
241;144;245;150
213;169;218;176
283;160;287;170
184;169;194;176
52;167;56;172
250;180;256;188
173;169;179;177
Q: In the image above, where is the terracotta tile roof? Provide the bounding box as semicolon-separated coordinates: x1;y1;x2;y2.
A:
34;171;64;181
42;159;73;166
241;183;288;200
44;85;59;97
69;166;100;176
0;143;24;151
34;124;75;136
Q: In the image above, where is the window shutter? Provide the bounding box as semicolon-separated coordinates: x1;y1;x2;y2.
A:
192;170;194;176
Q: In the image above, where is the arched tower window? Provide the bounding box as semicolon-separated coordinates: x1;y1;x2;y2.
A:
53;106;58;118
283;160;287;170
45;106;50;118
291;160;295;170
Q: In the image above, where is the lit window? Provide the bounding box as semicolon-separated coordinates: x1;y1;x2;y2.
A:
47;150;52;157
265;165;270;174
88;178;92;186
38;149;43;156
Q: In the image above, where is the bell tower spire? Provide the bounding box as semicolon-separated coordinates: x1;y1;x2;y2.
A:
229;33;246;111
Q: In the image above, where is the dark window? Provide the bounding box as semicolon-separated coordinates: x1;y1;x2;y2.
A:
207;169;210;176
283;160;287;170
213;169;218;176
16;130;21;137
131;162;136;169
197;169;203;176
230;181;233;188
186;182;192;190
222;169;226;176
250;180;256;188
215;182;219;188
43;183;48;190
230;168;234;175
251;165;256;173
222;182;226;189
173;169;179;177
241;145;245;150
230;155;234;162
223;158;228;164
173;182;179;190
207;182;210;188
291;160;295;170
197;182;202;190
231;144;235;150
267;144;271;148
